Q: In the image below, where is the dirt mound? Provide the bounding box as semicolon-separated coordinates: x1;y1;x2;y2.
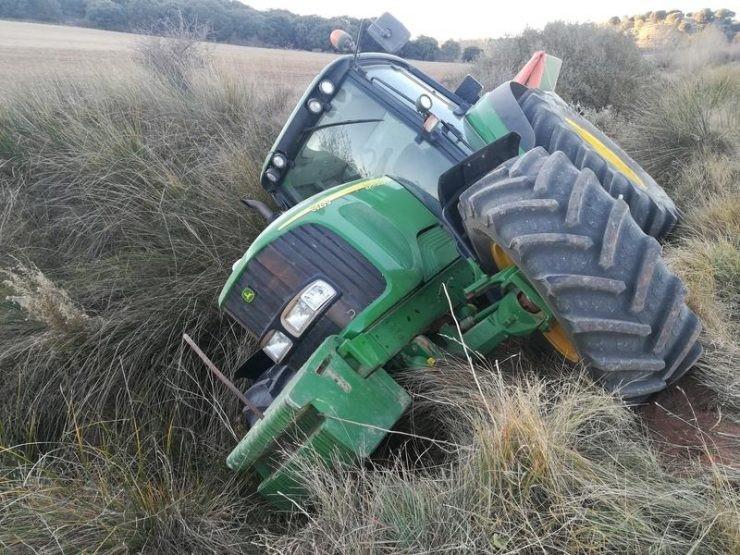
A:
639;375;739;467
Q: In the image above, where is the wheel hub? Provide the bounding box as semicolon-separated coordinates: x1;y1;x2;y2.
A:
490;244;581;362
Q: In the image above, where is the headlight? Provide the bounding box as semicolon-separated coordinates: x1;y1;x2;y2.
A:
307;98;323;114
319;79;335;96
271;152;287;169
262;330;293;363
281;279;337;336
415;93;433;113
264;168;280;183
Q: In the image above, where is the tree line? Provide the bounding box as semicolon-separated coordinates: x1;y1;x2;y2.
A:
608;8;737;38
0;0;483;61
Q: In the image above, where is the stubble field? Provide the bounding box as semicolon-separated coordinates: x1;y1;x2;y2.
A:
0;20;463;88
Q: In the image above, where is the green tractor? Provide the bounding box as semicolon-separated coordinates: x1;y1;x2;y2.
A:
217;14;701;507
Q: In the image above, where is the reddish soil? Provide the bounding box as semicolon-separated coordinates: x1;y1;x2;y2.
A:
637;375;740;468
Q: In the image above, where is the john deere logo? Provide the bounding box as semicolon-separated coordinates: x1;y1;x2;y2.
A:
241;287;256;303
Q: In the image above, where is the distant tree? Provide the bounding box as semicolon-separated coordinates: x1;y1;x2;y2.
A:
439;39;461;61
715;8;735;21
666;11;684;25
178;0;233;42
462;45;483;62
0;0;62;21
59;0;85;18
401;35;440;61
608;16;620;26
653;10;667;21
693;8;714;24
294;14;332;51
85;0;128;30
619;16;635;30
229;6;263;43
256;10;297;48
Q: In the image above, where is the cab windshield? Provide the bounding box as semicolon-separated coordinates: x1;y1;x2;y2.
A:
280;79;454;204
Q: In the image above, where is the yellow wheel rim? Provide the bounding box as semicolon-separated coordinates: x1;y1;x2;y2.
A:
542;324;581;362
490;244;581;363
491;243;514;269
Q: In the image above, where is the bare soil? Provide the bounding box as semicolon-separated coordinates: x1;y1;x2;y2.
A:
638;375;740;468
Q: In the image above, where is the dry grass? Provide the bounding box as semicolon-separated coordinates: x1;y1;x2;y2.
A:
624;66;739;184
658;26;740;72
256;361;739;553
2;263;94;335
0;19;463;90
0;48;291;551
0;21;738;554
636;62;740;413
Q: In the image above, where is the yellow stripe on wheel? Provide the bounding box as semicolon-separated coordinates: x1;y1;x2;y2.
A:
565;117;645;189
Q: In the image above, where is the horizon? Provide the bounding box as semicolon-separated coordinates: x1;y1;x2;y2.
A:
244;1;733;41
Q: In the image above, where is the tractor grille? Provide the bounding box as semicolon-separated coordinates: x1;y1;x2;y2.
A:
223;224;386;371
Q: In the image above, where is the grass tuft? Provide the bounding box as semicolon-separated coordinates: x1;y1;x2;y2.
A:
258;362;739;553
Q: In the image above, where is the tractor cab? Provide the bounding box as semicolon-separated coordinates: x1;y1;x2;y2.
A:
255;12;548;216
260;53;481;211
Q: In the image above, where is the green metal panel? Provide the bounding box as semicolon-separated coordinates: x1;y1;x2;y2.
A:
220;172;561;508
226;335;411;508
220;177;449;337
464;92;512;144
338;259;473;376
225;261;474;472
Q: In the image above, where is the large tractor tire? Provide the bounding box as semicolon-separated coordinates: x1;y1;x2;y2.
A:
519;89;678;239
459;148;701;400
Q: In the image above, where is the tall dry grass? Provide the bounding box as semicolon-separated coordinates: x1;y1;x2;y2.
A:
0;29;738;554
623;58;739;412
257;361;739;553
0;45;295;551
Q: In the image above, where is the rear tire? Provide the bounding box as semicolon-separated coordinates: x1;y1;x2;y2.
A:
519;89;679;239
459;148;701;400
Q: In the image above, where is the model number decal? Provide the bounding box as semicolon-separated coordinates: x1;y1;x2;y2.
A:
278;177;388;230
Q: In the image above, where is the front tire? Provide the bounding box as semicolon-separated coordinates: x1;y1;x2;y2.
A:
459;148;702;400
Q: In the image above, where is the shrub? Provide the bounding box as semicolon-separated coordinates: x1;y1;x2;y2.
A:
474;22;648;111
462;45;483;62
625;67;739;184
135;17;211;89
85;0;128;31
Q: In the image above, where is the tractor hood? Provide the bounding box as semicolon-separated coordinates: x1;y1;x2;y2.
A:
220;176;460;372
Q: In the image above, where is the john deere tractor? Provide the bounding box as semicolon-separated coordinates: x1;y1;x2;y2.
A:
217;14;701;507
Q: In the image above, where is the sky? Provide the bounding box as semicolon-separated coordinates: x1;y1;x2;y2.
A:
244;1;738;41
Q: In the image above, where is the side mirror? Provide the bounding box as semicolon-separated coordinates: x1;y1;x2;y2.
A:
367;12;410;54
454;75;484;105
